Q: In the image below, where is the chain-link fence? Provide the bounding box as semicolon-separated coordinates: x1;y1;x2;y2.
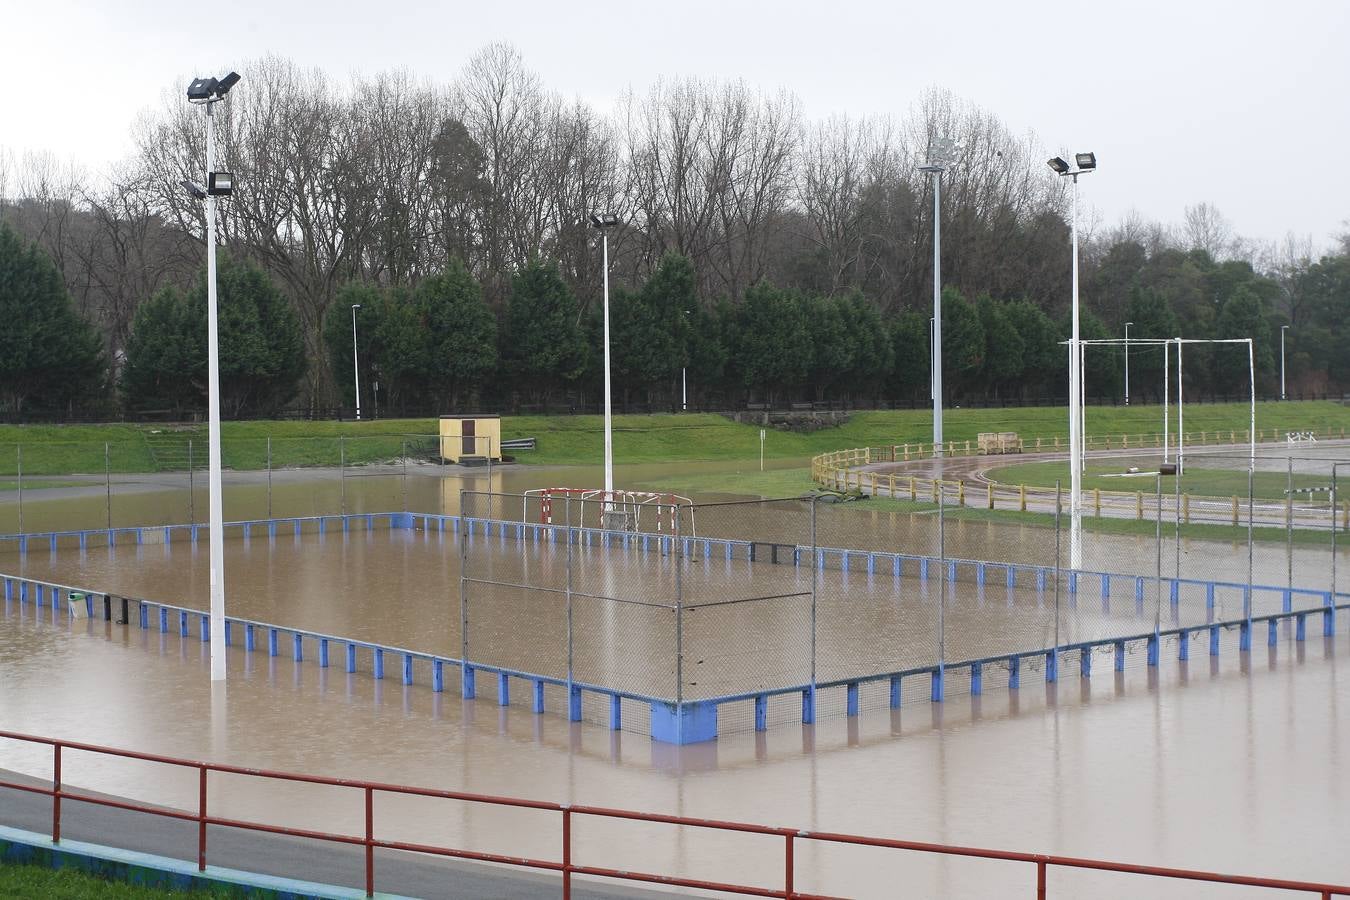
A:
455;444;1347;735
4;437;1347;739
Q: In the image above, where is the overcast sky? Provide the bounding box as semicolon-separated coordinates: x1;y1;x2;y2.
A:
4;0;1346;252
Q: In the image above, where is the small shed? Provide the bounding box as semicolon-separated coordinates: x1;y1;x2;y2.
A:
439;415;502;463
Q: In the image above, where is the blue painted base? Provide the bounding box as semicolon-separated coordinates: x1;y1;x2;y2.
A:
650;700;718;744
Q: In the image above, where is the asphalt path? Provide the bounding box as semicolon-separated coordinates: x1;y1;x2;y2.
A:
0;771;672;899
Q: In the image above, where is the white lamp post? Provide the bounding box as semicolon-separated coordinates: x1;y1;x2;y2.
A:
1124;321;1133;406
590;213;619;503
1048;151;1097;570
1281;324;1289;400
919;137;956;456
185;70;241;683
351;304;362;420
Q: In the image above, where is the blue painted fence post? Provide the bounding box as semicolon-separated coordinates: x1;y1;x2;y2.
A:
755;695;768;730
889;675;902;708
802;686;816;724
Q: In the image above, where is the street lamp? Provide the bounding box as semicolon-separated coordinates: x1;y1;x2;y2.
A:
919;136;957;456
185;70;241;683
1281;324;1290;400
589;213;619;505
1124;322;1134;406
1048;150;1096;569
351;304;362;421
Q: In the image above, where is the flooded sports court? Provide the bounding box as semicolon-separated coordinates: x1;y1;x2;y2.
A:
2;456;1348;897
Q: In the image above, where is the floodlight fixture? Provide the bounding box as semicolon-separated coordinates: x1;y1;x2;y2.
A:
216;71;241;94
187;71;241;103
1047;156;1071;175
589;212;619;229
181;179;207;200
1075;152;1097;170
207;172;233;196
186;77;219;101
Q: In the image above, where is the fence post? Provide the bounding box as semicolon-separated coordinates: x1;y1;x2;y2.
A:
1231;496;1239;527
105;442;112;530
889;474;896;498
340;436;346;516
188;440;195;525
1136;492;1142;520
1020;484;1027;512
402;440;408;512
51;743;60;843
266;436;272;519
1054;482;1062;662
562;806;573;900
1183;493;1190;524
567;496;577;719
958;481;965;506
1094;489;1101;517
459;489;472;698
806;498;819;721
784;832;795;899
1036;859;1047;899
987;482;994;509
16;445;22;536
910;477;917;501
934;490;946;702
365;786;374;897
197;766;207;871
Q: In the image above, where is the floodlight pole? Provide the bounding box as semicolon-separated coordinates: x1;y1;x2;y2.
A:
601;228;614;500
204;97;226;683
1280;325;1289;401
928;167;944;455
918;158;950;458
1068;171;1083;569
351;304;362;421
1124;322;1133;406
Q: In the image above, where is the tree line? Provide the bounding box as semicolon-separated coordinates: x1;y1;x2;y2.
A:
0;43;1347;418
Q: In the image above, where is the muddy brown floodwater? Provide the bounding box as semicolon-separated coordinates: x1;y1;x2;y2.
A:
1;461;1347;898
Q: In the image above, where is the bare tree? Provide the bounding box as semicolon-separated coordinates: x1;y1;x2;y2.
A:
1181;201;1234;260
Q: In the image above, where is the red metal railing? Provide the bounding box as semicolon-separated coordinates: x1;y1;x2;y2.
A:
1;728;1347;899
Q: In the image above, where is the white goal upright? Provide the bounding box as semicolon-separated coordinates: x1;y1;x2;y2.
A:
522;488;695;535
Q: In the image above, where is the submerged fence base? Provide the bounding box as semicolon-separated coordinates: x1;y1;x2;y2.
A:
1;511;1345;745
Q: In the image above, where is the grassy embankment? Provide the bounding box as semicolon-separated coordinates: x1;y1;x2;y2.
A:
0;861;212;897
0;400;1345;476
984;460;1336;501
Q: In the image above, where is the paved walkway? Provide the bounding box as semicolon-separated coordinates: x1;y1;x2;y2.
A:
1;773;670;899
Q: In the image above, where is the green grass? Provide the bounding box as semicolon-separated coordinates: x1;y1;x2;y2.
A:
637;465;1336;546
985;460;1335;501
0;861;212;897
0;400;1344;475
